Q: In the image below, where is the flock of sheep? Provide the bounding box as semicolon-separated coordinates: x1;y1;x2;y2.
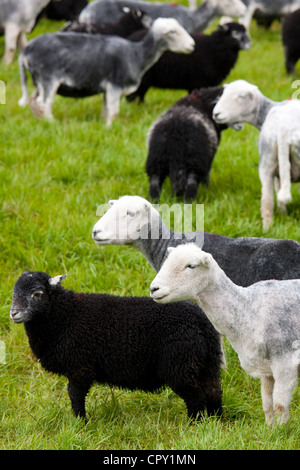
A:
3;0;300;429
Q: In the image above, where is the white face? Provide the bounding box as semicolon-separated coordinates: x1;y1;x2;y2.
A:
92;196;153;245
153;18;195;54
208;0;247;17
213;80;258;130
150;244;212;303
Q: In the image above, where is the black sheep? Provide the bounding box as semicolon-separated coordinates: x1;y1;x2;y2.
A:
282;9;300;74
10;271;223;421
146;87;227;201
127;22;250;102
61;7;152;37
40;0;88;21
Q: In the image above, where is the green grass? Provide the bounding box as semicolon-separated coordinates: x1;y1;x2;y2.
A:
0;12;300;451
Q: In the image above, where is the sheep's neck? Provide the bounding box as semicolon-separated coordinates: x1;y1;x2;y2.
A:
195;266;250;345
137;32;167;77
254;96;277;130
191;1;220;32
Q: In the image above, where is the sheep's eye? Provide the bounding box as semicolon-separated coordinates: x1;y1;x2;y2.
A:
186;264;196;269
31;291;43;300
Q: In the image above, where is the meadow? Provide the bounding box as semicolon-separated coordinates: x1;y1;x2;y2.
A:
0;5;300;451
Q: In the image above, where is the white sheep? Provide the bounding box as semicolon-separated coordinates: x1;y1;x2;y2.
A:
212;79;300;231
0;0;51;64
18;18;195;125
150;243;300;425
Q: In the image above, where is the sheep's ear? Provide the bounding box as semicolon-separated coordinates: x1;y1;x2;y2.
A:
200;253;211;268
144;203;150;212
49;274;67;286
108;200;116;207
218;23;229;32
167;247;175;254
122;6;130;12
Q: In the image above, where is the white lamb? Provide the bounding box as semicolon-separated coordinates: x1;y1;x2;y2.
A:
212;79;300;231
150;243;300;425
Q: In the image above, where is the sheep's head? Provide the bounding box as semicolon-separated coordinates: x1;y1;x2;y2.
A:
207;0;246;18
218;22;251;51
213;80;260;130
150;244;213;304
10;271;67;323
152;18;195;54
93;195;156;245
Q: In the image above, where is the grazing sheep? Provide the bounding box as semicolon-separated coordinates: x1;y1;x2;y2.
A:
18;18;195;125
40;0;88;21
10;270;223;421
0;0;50;64
146;87;227;200
92;195;300;284
239;0;300;30
127;21;250;103
282;8;300;74
150;243;300;425
79;0;246;33
61;7;152;36
213;79;300;230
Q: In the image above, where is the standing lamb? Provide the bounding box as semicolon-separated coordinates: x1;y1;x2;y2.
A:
10;271;223;421
282;8;300;74
213;79;300;230
150;243;300;425
79;0;246;33
92;195;300;283
17;18;195;125
146;87;227;200
61;7;153;36
127;22;250;102
0;0;50;64
239;0;300;30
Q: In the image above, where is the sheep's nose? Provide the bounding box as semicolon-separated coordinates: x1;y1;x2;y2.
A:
213;111;220;119
150;286;160;295
92;230;100;239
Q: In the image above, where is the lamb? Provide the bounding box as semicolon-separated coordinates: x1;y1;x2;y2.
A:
10;270;223;421
150;243;300;425
239;0;300;30
17;18;195;125
282;8;300;74
145;87;227;200
213;79;300;230
127;21;250;103
79;0;246;33
0;0;51;64
61;7;153;36
92;195;300;283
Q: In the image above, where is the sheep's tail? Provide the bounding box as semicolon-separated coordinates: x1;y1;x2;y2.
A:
18;52;29;108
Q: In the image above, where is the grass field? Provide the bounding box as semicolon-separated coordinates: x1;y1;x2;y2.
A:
0;6;300;451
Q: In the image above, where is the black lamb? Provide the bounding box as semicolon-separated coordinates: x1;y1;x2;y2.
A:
10;271;223;421
61;7;152;37
282;8;300;74
146;87;227;201
127;22;250;102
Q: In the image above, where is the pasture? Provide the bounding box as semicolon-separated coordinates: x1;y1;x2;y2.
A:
0;5;300;450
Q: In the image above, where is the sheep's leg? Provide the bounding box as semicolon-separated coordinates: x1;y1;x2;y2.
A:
239;3;257;31
185;172;199;201
259;165;274;231
30;80;59;120
104;83;122;126
271;365;298;425
68;378;92;421
17;32;27;52
276;137;292;213
18;55;29;107
261;375;275;425
3;22;20;64
149;175;163;200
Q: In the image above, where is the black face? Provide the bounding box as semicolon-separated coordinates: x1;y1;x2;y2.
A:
10;271;51;324
220;23;251;50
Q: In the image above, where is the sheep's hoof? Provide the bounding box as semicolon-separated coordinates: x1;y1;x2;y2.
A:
18;97;29;107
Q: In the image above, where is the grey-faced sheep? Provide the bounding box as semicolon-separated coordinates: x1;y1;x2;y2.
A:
282;8;300;74
146;87;227;201
61;7;153;36
10;270;223;421
79;0;246;33
150;243;300;425
127;22;250;103
213;79;300;230
0;0;50;64
18;18;195;125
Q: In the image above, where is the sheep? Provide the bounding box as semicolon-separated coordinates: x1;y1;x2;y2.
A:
239;0;300;30
282;8;300;74
17;18;195;126
213;79;300;230
145;87;228;201
10;270;223;421
79;0;247;34
39;0;88;21
150;243;300;425
127;21;250;103
61;7;153;37
0;0;51;64
92;195;300;283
